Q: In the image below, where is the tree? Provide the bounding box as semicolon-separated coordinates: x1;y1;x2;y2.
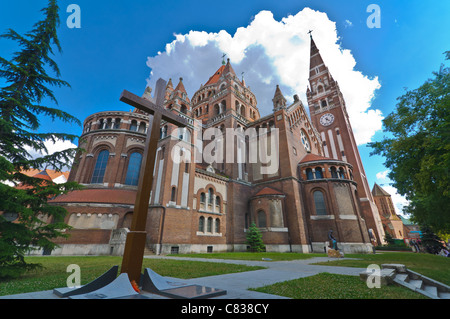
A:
246;222;266;252
369;51;450;235
420;225;444;255
0;1;82;279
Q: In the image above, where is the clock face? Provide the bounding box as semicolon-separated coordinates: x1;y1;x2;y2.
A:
320;113;334;126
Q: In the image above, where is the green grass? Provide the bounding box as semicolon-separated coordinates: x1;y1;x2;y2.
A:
2;251;447;298
251;272;427;299
312;252;450;286
0;256;264;297
169;252;326;261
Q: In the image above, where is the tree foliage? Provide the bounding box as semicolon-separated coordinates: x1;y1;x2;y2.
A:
246;222;266;252
369;51;450;234
0;0;82;279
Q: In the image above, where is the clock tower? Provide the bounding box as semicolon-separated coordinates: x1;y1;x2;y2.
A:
306;35;385;245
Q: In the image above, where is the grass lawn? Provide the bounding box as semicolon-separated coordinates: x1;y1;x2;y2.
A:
312;251;450;286
0;256;264;297
251;272;427;299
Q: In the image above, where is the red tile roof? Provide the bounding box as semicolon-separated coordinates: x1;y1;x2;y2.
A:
204;60;238;86
299;153;333;163
205;65;226;86
49;188;137;205
254;187;285;197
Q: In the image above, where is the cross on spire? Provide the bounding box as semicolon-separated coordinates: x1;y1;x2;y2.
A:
222;53;227;65
308;29;313;38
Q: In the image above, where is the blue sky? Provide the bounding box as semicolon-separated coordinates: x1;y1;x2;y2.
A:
1;0;449;214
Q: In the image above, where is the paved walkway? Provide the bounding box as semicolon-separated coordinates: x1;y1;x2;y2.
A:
0;256;366;299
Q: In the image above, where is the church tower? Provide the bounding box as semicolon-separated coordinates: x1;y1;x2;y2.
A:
306;35;385;245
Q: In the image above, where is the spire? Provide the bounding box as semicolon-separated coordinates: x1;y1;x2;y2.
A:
272;84;286;110
174;77;187;95
166;78;173;89
309;34;325;73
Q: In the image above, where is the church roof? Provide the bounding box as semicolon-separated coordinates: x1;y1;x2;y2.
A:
372;183;392;197
49;188;138;205
299;153;333;164
20;168;69;183
174;77;187;94
309;35;325;70
254;187;285;197
33;170;53;182
204;58;238;86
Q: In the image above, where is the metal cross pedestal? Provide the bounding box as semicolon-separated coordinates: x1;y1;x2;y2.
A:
119;78;188;284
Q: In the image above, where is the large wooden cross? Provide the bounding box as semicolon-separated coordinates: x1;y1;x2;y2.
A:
119;78;187;283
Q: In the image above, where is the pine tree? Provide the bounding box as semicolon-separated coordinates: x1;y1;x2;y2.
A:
246;222;266;252
420;225;444;254
0;0;82;279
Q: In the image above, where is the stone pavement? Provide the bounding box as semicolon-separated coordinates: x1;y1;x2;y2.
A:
0;256;366;299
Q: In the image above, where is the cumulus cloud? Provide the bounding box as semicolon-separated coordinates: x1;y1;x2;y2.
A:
25;139;77;170
146;8;382;145
376;170;389;180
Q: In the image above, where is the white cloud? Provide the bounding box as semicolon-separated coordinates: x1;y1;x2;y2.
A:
25;139;77;170
381;185;410;216
376;170;389;180
146;8;382;145
344;19;353;27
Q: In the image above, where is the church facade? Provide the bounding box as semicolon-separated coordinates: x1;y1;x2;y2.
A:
48;36;385;255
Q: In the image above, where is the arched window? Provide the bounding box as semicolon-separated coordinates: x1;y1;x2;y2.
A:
339;167;346;179
315;167;323;179
138;122;146;133
180;104;187;114
306;168;314;180
257;210;266;227
200;192;206;203
321;99;327;108
317;85;324;93
215;218;220;233
171;187;177;202
207;217;213;232
130;120;137;131
313;191;327;215
208;188;214;205
301;130;311;152
124;152;142;186
215;196;221;213
91;150;109;184
198;216;205;232
114;118;121;129
330;166;338;178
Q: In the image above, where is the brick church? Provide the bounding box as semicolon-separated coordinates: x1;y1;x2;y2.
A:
47;36;385;255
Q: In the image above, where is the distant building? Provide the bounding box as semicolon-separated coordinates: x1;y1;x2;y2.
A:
400;216;421;239
20;168;70;184
372;183;405;239
43;36;386;256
